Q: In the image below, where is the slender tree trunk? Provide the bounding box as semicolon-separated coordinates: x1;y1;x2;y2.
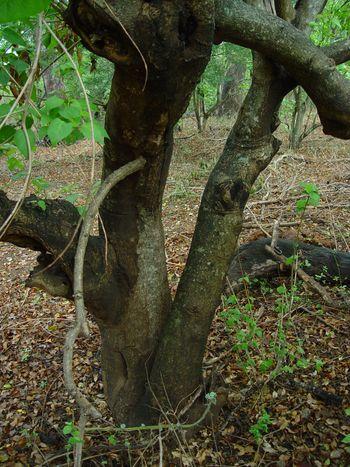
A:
193;89;205;132
289;86;307;149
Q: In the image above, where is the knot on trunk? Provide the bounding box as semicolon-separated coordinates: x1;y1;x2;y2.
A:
214;179;249;213
26;253;73;299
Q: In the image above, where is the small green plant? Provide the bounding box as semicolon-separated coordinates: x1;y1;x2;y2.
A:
108;434;117;446
296;182;320;214
249;410;273;442
63;421;83;448
314;359;325;372
20;348;31;362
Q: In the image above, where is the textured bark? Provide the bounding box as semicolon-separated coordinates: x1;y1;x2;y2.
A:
294;0;327;33
289;87;309;149
323;38;350;65
0;191;108;302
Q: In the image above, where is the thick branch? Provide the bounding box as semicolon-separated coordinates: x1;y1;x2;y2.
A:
63;157;146;422
323;38;350;66
215;0;350;139
275;0;296;21
0;191;106;301
294;0;327;33
151;56;282;408
0;190;80;257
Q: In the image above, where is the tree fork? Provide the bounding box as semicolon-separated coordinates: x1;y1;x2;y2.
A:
149;55;284;412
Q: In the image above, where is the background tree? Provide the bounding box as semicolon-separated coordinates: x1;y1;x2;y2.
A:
285;0;350;148
1;0;350;435
192;43;249;131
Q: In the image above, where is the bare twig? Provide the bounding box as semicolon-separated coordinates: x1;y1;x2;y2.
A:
74;413;87;467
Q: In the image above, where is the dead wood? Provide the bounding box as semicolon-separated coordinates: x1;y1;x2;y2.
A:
228;238;350;291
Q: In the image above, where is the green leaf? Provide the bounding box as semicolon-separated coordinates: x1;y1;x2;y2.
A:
37;200;46;211
0;104;12;119
296;198;308;213
108;435;117;446
342;434;350;444
32;177;49;193
65;193;82;204
0;69;9;86
309;191;320;206
0;125;15;144
47;118;73;145
45;95;65;111
345;408;350;416
81;120;109;145
0;0;51;23
8;56;29;74
2;27;26;46
285;255;296;266
7;154;24;172
59;101;82;121
63;423;73;435
14;128;35;158
259;359;274;372
276;285;287;294
25;116;34;129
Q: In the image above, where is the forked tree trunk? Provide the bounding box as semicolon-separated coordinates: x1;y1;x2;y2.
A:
3;0;350;427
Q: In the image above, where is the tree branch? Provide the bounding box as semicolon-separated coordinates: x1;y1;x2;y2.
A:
294;0;327;33
0;191;105;300
0;190;80;256
323;38;350;65
275;0;296;21
214;0;350;139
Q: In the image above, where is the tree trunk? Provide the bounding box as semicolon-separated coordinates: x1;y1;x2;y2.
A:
63;0;216;424
218;62;246;117
289;86;307;149
150;54;285;411
193;87;207;132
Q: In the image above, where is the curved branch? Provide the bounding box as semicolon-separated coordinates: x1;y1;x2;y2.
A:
214;0;350;139
63;157;146;421
275;0;296;21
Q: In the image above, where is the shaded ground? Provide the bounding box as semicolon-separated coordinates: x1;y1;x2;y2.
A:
0;119;350;465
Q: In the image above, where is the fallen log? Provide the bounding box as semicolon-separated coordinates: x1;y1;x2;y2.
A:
227;238;350;290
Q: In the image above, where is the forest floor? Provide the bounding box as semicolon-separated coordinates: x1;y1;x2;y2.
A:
0;118;350;466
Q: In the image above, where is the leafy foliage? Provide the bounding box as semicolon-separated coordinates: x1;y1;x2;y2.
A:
0;0;51;23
